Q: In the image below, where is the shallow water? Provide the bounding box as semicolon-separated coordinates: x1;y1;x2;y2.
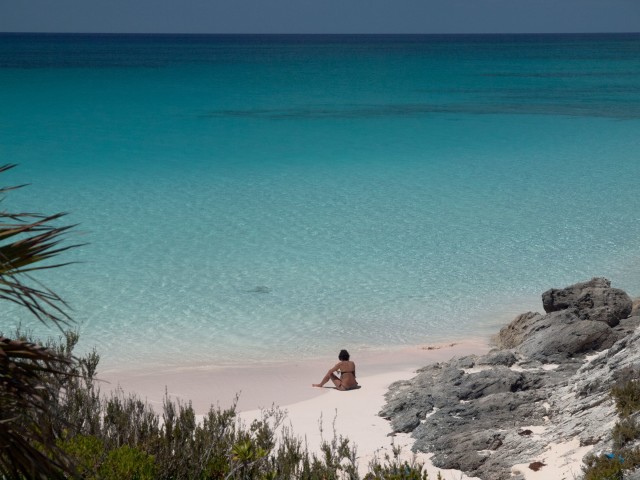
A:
1;34;639;370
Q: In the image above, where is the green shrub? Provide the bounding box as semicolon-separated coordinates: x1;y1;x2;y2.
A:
364;461;431;480
582;373;640;480
365;443;432;480
57;435;104;479
621;447;640;470
99;445;156;480
582;453;623;480
611;379;640;418
612;417;640;450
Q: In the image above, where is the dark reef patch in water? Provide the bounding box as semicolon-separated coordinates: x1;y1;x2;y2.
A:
200;101;640;121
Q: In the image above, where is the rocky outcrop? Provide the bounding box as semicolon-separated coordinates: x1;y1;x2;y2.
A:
515;311;617;363
542;277;632;327
495;278;633;362
380;279;640;480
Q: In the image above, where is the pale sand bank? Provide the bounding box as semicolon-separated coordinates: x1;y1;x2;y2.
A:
510;438;592;480
99;340;489;413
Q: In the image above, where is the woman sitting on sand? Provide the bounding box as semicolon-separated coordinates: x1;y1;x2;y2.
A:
312;349;359;391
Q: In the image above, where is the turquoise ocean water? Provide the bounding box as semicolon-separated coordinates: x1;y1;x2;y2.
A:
1;34;639;371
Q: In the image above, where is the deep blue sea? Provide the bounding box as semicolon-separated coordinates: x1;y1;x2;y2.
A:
1;34;639;371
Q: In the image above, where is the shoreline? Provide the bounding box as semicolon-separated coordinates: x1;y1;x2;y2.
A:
99;338;490;413
85;296;537;373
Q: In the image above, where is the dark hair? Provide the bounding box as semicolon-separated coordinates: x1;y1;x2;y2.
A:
338;349;350;361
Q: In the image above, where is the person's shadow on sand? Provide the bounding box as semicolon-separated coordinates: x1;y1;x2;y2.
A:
315;385;362;390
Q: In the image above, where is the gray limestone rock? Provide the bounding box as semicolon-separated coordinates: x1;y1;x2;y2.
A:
477;350;517;367
517;314;616;362
498;308;616;364
612;315;640;342
457;367;525;400
496;311;544;349
449;355;477;369
542;277;633;327
626;467;640;480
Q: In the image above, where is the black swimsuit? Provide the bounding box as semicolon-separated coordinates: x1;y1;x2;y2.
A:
339;372;359;391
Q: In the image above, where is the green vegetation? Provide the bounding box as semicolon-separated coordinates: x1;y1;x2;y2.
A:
366;444;444;480
611;369;640;418
7;328;439;479
582;366;640;480
582;455;624;480
0;165;440;479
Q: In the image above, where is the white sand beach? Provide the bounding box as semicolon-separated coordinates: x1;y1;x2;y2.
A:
100;341;487;411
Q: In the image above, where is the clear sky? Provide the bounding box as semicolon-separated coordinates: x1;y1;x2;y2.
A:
0;0;639;34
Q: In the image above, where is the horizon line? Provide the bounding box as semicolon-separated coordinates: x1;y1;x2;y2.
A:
1;31;639;36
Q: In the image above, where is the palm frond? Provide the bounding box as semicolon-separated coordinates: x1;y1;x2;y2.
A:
0;168;83;328
0;337;75;479
0;164;83;478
